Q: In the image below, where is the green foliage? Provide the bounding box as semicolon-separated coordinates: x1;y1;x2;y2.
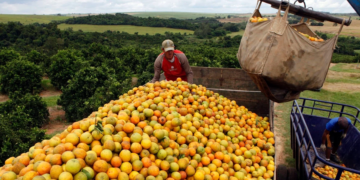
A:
0;93;49;128
0;59;42;95
82;43;132;81
0;48;20;67
25;50;46;65
0;93;47;164
310;22;324;26
64;13;197;30
58;66;131;122
136;71;154;86
0;110;45;165
25;50;51;73
332;53;359;63
48;49;89;90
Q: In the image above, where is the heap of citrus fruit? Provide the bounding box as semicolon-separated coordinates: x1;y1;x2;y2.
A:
312;165;360;180
0;79;275;180
293;28;324;42
250;16;268;23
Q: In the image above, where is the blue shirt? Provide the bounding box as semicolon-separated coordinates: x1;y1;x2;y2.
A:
326;117;351;133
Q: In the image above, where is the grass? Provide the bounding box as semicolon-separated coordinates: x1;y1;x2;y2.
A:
41;79;56;91
58;24;194;35
355;50;360;54
125;12;244;19
276;102;297;167
42;95;60;107
229;30;245;37
325;77;360;84
330;63;360;73
0;14;70;24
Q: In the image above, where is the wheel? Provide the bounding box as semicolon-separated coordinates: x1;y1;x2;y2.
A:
276;164;288;180
287;167;298;180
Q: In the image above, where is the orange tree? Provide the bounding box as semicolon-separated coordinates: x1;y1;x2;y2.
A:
0;93;48;165
0;59;42;95
57;66;131;122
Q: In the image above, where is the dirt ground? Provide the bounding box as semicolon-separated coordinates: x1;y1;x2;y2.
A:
39;90;62;97
274;103;288;165
0;90;62;103
323;63;360;93
41;106;68;135
218;17;248;23
322;82;360;93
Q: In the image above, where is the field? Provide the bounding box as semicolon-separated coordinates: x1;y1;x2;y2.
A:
126;12;245;19
229;30;245;37
0;14;70;24
311;19;360;37
57;24;194;35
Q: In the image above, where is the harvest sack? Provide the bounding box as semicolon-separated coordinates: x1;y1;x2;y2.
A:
237;1;345;102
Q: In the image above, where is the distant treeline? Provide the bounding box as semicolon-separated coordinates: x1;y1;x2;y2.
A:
65;13;197;30
62;13;246;38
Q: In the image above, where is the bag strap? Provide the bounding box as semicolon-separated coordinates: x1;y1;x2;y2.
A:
337;19;345;36
256;0;262;10
333;19;346;49
300;17;310;24
253;0;262;15
277;1;291;20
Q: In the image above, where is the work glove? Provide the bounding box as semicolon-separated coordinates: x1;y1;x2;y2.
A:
320;144;326;152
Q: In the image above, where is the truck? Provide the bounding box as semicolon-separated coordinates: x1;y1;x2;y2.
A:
290;98;360;180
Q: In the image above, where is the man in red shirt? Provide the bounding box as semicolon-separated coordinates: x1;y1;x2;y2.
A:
150;39;193;83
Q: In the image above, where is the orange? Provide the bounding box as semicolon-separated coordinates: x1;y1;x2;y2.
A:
107;167;119;179
37;161;51;175
93;160;109;173
148;165;159;176
73;148;87;159
123;123;135;133
120;162;132;174
65;133;80;146
50;165;63;179
110;156;122;167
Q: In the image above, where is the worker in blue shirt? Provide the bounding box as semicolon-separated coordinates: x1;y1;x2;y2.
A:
320;117;351;163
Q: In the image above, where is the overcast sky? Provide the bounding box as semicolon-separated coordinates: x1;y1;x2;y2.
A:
0;0;356;14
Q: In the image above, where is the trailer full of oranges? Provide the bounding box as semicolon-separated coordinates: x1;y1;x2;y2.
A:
312;165;360;180
0;79;275;180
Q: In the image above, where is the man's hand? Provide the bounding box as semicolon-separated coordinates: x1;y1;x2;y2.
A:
341;133;347;139
320;144;326;152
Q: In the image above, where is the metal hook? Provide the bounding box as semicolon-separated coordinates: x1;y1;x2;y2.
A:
294;0;306;8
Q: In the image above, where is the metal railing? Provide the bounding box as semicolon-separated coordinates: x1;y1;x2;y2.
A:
290;97;360;180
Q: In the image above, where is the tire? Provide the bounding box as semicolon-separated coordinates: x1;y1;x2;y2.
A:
276;164;288;180
287;167;298;180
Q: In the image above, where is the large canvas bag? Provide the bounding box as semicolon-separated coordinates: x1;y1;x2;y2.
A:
237;1;345;102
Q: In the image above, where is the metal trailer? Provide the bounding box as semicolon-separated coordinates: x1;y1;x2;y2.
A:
290;97;360;180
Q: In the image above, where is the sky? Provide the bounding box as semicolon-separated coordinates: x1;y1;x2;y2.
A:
0;0;357;15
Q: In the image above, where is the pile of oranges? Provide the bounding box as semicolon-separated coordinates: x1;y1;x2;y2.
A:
293;28;324;42
0;79;275;180
250;16;268;23
313;165;360;180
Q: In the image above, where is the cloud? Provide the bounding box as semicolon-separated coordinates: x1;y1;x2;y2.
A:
0;0;356;14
